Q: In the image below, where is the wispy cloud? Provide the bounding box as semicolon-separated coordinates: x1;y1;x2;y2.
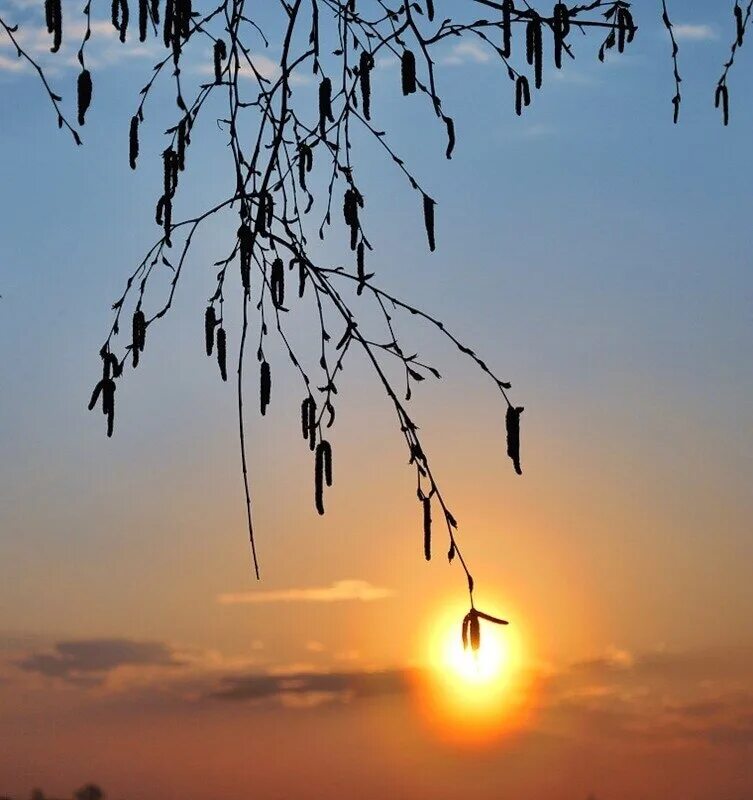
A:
217;579;395;605
210;666;414;705
443;40;491;66
0;53;26;73
194;51;311;85
551;68;599;87
0;16;160;74
673;24;717;42
5;634;753;743
17;638;183;683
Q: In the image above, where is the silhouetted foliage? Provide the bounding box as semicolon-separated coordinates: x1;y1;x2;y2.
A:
1;0;749;632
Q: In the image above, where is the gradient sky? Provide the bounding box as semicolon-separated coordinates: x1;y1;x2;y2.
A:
1;1;752;798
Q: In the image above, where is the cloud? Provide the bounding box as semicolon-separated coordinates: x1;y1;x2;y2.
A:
210;666;415;705
0;53;26;73
672;24;717;42
538;645;753;748
17;639;183;683
551;68;599;87
443;41;491;66
217;579;395;605
194;51;311;86
0;15;160;73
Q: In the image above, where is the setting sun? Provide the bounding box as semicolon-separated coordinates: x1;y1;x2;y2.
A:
417;603;531;742
443;622;510;685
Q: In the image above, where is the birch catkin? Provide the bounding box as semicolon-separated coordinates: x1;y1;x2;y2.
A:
77;70;92;126
716;83;729;126
315;439;333;515
343;188;363;251
422;195;436;252
163;0;173;47
356;241;366;295
515;75;530;115
505;405;524;475
260;360;271;416
45;0;62;52
298;259;307;298
735;2;745;46
319;78;333;137
216;327;227;381
525;18;543;89
423;496;432;561
102;378;116;437
359;51;374;120
129;115;139;170
401;50;417;95
301;398;310;440
298;143;313;190
238;223;253;292
111;0;129;42
444;116;455;160
469;611;480;651
271;257;285;308
302;397;317;450
204;306;216;356
501;0;513;57
131;309;146;367
553;2;570;69
138;0;147;41
214;39;227;84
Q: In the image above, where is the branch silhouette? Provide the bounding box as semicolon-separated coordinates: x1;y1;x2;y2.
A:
1;0;743;646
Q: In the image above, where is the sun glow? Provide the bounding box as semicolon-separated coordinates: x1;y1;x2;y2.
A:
418;602;531;742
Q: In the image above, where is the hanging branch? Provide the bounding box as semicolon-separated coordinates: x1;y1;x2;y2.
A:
0;13;81;144
716;0;753;126
660;0;682;124
4;0;745;645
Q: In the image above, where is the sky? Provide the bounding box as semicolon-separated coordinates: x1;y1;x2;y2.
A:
1;0;752;797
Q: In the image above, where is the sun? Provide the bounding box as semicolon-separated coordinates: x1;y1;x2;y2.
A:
443;623;510;685
417;602;530;741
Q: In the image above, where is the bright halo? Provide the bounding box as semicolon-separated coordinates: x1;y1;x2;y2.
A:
418;602;530;741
